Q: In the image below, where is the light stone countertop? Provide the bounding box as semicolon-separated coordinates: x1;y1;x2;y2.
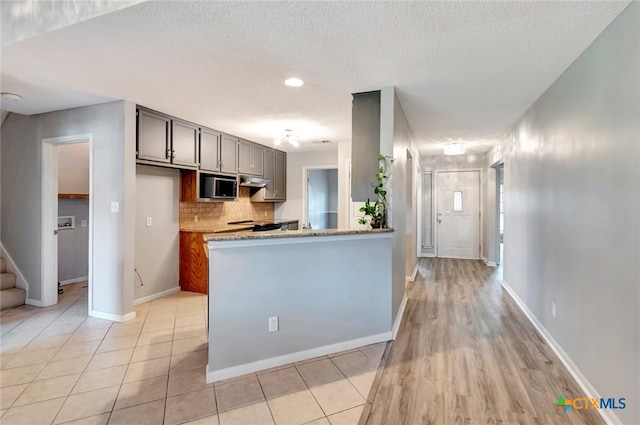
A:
203;227;394;241
180;218;300;234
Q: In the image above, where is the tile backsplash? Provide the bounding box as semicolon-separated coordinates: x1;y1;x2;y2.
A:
179;187;274;230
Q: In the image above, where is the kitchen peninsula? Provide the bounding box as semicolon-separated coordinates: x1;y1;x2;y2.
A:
204;228;394;383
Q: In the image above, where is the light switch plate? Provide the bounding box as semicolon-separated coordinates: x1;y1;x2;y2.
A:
111;201;120;213
81;220;87;227
146;217;152;227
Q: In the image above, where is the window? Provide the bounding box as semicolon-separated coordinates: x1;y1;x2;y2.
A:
453;191;463;212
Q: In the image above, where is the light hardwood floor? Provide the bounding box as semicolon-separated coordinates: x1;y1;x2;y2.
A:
365;258;605;425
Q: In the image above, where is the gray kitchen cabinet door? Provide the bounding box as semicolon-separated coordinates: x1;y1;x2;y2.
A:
137;108;171;163
274;150;286;200
252;144;264;176
263;148;276;199
220;135;238;174
200;128;221;172
237;139;252;175
171;119;199;168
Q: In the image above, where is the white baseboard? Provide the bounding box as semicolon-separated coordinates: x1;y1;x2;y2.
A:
89;309;137;323
134;286;180;306
26;298;43;307
1;243;29;294
392;293;408;340
482;256;497;267
206;331;391;383
419;253;436;258
501;280;622;425
405;264;418;282
59;276;88;285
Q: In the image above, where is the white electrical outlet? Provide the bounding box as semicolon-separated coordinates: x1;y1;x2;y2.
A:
268;316;279;332
146;217;152;227
552;302;557;318
194;215;199;223
110;201;120;213
81;220;87;227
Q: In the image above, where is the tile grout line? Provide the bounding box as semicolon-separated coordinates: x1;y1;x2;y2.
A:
5;286;95;415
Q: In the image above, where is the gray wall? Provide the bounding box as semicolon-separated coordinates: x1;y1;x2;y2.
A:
208;234;392;374
134;165;180;301
58;199;89;282
307;169;338;230
500;3;639;423
1;101;136;318
380;87;418;321
1;113;40;295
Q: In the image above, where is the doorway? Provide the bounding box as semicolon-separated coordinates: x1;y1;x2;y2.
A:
436;170;480;259
304;167;338;230
42;134;93;308
496;163;504;265
57;143;90;293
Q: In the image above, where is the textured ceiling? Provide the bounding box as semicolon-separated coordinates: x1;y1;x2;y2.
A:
0;1;629;153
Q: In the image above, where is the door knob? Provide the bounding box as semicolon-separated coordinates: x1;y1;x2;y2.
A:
438;219;442;224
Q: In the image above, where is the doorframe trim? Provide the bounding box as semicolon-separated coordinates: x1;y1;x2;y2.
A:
301;165;338;229
434;168;484;259
42;134;94;308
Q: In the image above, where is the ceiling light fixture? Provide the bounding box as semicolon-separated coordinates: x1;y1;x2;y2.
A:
1;92;22;101
443;142;466;156
284;78;304;87
274;129;299;148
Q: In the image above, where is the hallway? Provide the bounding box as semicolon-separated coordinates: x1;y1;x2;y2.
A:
365;258;604;425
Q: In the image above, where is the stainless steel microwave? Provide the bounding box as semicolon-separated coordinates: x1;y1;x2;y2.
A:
201;176;237;199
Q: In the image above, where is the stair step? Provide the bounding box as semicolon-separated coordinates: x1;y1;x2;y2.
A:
1;257;5;273
1;272;16;290
1;287;26;310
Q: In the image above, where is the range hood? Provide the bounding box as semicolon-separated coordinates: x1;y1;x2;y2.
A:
239;175;270;188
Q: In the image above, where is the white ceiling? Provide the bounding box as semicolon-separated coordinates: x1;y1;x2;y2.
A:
0;1;629;154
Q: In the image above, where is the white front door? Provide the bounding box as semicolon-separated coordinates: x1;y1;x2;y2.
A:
436;171;480;259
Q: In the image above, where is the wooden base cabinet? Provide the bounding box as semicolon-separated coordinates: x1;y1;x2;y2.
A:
179;232;208;294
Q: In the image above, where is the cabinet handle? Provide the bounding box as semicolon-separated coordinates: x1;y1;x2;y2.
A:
166;149;171;159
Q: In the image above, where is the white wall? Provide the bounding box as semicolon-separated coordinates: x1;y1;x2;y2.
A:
499;3;639;424
421;152;489;259
1;101;137;319
275;150;338;224
134;165;180;302
58;142;89;194
337;141;352;229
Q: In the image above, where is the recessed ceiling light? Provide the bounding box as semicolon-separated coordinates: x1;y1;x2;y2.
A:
1;92;22;101
443;142;466;156
284;78;304;87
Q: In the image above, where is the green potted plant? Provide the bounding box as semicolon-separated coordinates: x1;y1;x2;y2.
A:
359;154;393;229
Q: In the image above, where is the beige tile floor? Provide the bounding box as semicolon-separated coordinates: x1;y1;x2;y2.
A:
0;283;385;425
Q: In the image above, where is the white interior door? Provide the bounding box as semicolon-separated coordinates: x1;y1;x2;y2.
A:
436;171;480;259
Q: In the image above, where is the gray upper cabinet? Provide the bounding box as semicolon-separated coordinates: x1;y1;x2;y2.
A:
237;140;252;174
238;140;265;176
263;148;276;199
220;135;238;174
137;108;171;164
200;128;221;173
252;144;264;176
351;91;381;201
274;150;286;200
251;148;286;202
171;119;199;168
